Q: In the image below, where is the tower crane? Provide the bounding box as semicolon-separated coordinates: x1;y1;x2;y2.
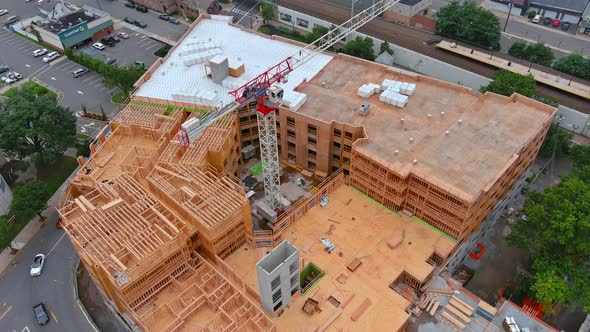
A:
178;0;402;213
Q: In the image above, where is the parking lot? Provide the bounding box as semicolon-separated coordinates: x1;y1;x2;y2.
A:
0;28;117;137
79;27;164;68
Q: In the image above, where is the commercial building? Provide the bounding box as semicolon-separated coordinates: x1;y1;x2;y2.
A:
526;0;590;23
59;15;555;331
134;0;178;13
384;0;431;25
578;2;590;35
33;3;113;51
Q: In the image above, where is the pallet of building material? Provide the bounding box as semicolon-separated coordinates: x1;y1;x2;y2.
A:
347;258;362;272
387;234;403;249
450;296;475;316
350;298;371;321
440;311;466;330
428;301;440;317
302;298;320;315
427;288;455;296
446;305;471;324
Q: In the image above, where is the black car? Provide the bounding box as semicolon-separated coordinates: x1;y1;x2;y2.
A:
33;303;49;325
159;14;170;21
543;17;552;25
0;65;9;74
124;1;135;8
110;35;120;42
100;37;116;47
124;16;136;24
104;57;117;65
136;5;148;13
134;20;147;28
562;22;570;31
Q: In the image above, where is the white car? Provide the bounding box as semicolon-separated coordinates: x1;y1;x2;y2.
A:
42;51;59;63
0;9;8;16
92;42;105;50
32;48;47;57
3;72;22;84
117;32;129;39
30;254;45;277
37;0;43;5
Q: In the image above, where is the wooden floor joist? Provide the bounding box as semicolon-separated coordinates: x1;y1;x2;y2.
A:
450;296;475;316
446;305;471;324
350;298;371;321
317;310;342;332
342;294;355;309
428;301;440;317
441;311;466;330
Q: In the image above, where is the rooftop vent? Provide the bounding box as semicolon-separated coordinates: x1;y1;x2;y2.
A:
427;114;432;119
409;137;414;143
394;150;399;155
413;159;418;165
360;103;370;115
458;119;463;125
445;130;450;136
321;82;326;88
440;111;445;117
400;118;406;124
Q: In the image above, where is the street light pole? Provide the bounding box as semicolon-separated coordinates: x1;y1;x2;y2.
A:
527;56;536;72
503;0;513;32
95;0;102;11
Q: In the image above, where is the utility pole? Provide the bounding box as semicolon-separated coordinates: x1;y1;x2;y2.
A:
550;121;560;185
503;0;513;32
95;0;102;10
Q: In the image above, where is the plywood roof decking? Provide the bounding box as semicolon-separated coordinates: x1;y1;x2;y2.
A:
58;174;187;281
224;185;454;331
293;56;555;200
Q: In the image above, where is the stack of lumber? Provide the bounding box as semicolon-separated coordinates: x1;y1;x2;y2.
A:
440;295;475;330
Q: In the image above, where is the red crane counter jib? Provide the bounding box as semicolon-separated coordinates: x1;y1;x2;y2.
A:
228;56;293;110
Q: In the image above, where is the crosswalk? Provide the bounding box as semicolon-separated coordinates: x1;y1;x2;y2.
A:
231;8;250;16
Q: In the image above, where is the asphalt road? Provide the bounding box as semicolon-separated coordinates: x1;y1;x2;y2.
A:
0;212;93;332
227;0;262;29
0;0;188;42
279;0;589;111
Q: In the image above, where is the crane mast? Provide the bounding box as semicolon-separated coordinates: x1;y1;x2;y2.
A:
179;0;402;214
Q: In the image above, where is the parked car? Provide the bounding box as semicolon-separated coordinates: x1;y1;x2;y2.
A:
552;19;561;27
117;32;130;39
33;303;49;325
32;48;48;57
135;5;148;13
3;15;19;26
0;9;8;16
532;14;541;24
42;51;59;63
30;254;45;276
72;68;88;78
124;1;135;8
93;42;105;50
159;14;170;21
543;17;552;25
110;35;120;42
3;72;22;84
100;37;116;47
104;57;117;65
124;16;136;24
0;65;9;74
36;0;43;5
562;21;570;31
169;18;180;25
134;20;147;28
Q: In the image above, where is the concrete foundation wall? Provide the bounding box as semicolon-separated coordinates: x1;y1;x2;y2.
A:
0;175;12;215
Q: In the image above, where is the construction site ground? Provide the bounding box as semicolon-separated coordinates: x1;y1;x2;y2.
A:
224;185;455;331
459;155;583;331
278;0;589;111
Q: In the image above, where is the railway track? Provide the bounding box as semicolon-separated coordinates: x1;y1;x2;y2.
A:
279;0;589;111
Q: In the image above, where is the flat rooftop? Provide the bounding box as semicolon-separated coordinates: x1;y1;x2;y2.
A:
134;16;332;107
224;185;455;331
43;9;100;34
294;56;556;200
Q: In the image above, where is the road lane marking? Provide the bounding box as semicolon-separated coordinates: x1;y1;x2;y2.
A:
0;305;12;320
47;233;66;257
51;312;59;325
51;77;56;80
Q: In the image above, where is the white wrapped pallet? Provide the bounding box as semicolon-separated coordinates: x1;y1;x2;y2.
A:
406;83;416;95
379;90;388;103
368;83;381;94
357;84;373;98
381;79;396;91
400;82;409;95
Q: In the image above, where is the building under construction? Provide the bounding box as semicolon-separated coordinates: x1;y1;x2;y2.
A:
58;14;556;331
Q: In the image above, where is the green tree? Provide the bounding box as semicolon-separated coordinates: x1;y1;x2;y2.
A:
525;42;554;67
537;124;572;159
552;51;590;80
379;41;394;55
507;176;590;312
480;70;536;97
102;65;144;98
0;216;17;249
0;86;76;165
509;41;527;58
435;0;501;49
260;4;275;25
11;181;49;220
341;37;375;61
303;25;330;43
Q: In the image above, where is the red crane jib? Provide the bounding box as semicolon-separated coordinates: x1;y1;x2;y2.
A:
228;57;293;106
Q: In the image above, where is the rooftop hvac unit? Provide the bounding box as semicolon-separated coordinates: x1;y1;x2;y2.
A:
360;102;370;115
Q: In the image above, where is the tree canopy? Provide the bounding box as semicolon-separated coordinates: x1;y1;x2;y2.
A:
260;4;275;25
341;36;375;61
480;70;536;97
509;41;555;67
0;86;76;165
380;41;394;55
435;0;501;49
11;181;49;220
537;124;572;159
102;65;145;98
507;173;590;313
552;51;590;80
